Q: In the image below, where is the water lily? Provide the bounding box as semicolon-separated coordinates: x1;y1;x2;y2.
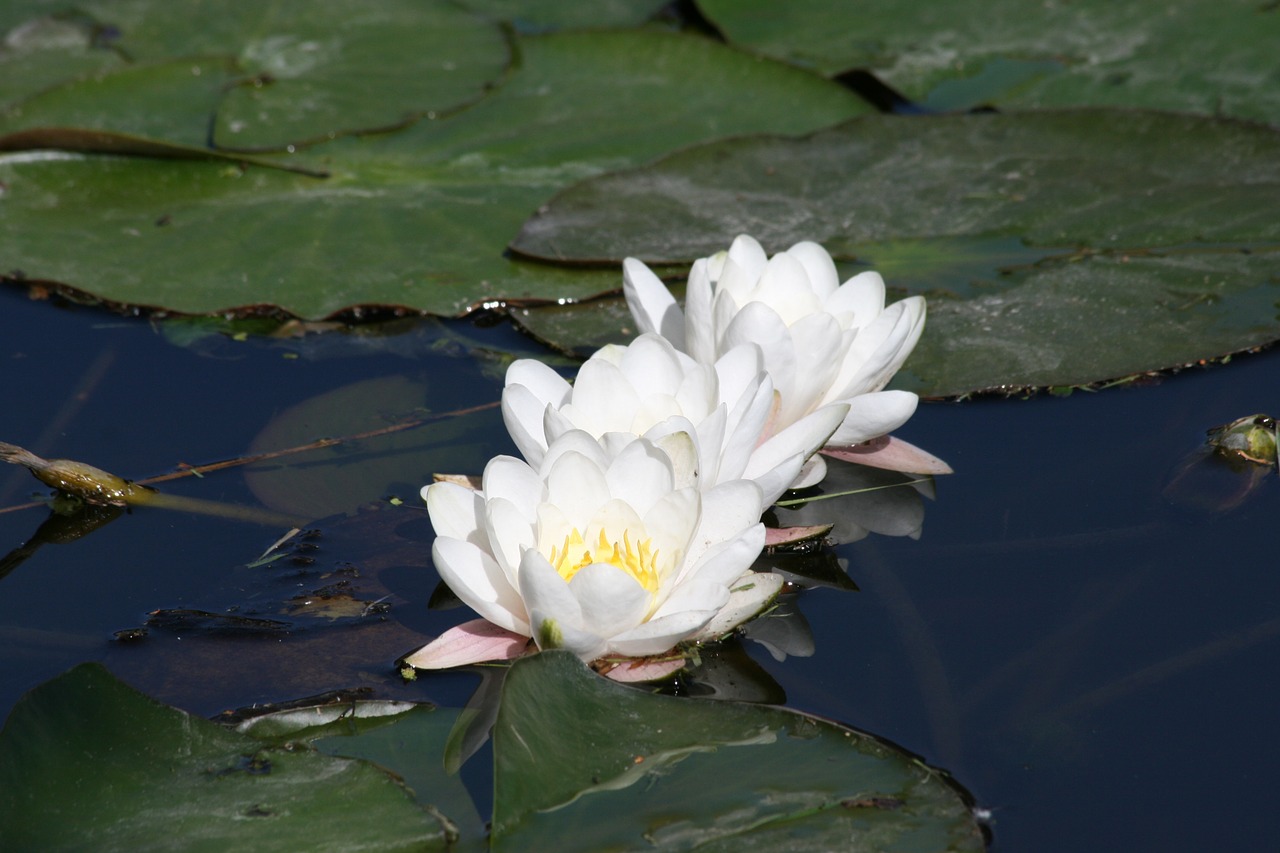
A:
405;429;780;671
625;234;938;487
502;332;848;508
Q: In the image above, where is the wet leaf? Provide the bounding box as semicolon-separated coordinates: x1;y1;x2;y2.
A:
510;110;1280;395
0;663;453;851
697;0;1280;124
491;651;984;851
0;29;866;318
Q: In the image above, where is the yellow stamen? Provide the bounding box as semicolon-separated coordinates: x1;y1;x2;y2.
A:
548;527;660;593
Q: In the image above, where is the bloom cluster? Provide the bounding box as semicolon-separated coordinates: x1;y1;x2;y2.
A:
408;235;932;677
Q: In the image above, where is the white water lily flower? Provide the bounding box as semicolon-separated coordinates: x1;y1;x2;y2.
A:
624;234;928;487
410;429;779;666
502;332;848;507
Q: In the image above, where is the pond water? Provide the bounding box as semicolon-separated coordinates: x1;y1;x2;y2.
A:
1;283;1277;852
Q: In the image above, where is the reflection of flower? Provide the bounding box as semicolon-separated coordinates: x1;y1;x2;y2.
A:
502;333;847;507
773;457;933;545
408;429;780;668
625;235;926;487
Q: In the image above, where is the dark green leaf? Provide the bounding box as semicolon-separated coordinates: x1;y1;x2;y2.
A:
0;663;451;852
0;30;866;318
697;0;1280;124
491;651;983;851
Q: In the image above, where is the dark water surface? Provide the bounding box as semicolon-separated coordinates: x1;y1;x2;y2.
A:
2;286;1277;852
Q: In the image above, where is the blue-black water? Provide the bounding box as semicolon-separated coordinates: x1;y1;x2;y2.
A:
1;285;1276;852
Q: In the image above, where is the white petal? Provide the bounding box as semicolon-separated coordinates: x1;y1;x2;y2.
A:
567;359;640;435
605;609;717;658
829;296;926;400
684;259;716;362
787;241;840;299
505;358;571;407
826;391;919;446
649;578;731;622
606;435;675;516
754;252;823;325
484;497;535;580
568;563;651;639
723;302;796;400
692;571;785;641
539;429;609;476
480;455;543;521
746;403;847;504
545;450;611;524
676;522;765;591
779;312;844;426
432;537;528;635
682;480;763;573
424;481;486;545
789;453;827;489
499;385;551;467
825;270;886;328
518;550;605;659
619;334;688;401
727;234;768;282
623;258;686;351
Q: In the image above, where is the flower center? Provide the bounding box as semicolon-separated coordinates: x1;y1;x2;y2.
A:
548;528;660;593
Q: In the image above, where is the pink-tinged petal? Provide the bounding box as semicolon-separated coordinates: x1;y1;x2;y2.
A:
403;619;529;670
623;258;686;351
765;524;833;547
568;563;651;639
692;571;785;641
500;384;551;466
430;473;482;491
601;657;687;682
432;537;528;635
787;241;840;299
826;391;919;446
825;270;886;328
606;609;717;658
821;435;954;475
790;453;827;489
684;259;716;362
424;481;486;545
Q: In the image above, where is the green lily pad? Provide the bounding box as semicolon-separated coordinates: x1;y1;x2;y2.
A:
491;651;984;851
696;0;1280;124
0;663;452;851
508;110;1280;395
456;0;672;31
0;29;866;318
